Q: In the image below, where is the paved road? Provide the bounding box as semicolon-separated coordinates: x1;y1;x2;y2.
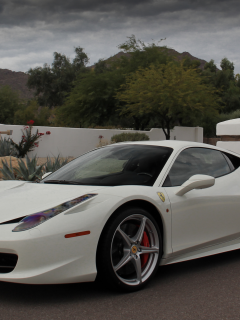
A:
1;250;240;320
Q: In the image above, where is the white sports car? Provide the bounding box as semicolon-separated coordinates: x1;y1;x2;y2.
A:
1;140;240;291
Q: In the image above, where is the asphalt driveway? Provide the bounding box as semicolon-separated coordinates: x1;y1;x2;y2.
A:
1;250;240;320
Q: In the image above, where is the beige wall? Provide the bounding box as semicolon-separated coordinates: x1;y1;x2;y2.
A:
0;124;203;158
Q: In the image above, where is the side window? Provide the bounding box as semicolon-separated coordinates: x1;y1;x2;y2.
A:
163;147;231;187
222;152;240;171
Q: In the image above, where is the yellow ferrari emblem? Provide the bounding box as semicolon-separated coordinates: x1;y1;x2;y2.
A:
157;192;165;202
131;246;138;254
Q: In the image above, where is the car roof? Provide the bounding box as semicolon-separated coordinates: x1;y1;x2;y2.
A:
113;140;213;149
111;140;240;157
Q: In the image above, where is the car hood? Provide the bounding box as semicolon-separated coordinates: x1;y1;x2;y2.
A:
0;181;105;223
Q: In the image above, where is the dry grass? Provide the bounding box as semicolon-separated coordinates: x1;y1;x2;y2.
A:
36;156;74;166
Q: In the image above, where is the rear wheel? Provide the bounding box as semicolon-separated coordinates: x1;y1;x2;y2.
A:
97;207;162;291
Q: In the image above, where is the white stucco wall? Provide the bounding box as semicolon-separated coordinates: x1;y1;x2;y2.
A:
216;141;240;154
0;124;203;158
216;118;240;154
216;118;240;136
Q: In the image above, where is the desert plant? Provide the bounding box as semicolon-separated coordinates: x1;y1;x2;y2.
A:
44;155;69;173
0;157;17;180
111;132;149;143
10;120;43;158
15;155;44;181
0;137;17;157
0;155;69;181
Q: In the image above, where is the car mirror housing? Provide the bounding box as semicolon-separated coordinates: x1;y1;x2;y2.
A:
175;174;215;196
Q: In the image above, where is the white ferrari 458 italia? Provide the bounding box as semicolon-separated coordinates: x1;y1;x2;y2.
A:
0;140;240;291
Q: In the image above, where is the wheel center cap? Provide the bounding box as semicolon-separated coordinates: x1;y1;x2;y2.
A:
131;245;138;254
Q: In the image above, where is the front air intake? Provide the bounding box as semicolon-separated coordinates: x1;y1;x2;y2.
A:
0;253;18;273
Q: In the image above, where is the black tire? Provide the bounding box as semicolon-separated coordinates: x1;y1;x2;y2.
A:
96;206;162;292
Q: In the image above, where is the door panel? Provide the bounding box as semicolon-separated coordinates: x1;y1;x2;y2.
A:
164;172;240;253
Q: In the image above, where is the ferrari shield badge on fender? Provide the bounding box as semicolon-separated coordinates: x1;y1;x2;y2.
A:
157;192;165;202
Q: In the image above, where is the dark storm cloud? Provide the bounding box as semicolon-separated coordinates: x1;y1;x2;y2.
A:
0;0;240;73
1;0;240;27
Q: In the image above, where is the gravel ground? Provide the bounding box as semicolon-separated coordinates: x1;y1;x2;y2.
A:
36;156;74;166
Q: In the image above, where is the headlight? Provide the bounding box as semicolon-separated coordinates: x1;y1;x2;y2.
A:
12;194;97;232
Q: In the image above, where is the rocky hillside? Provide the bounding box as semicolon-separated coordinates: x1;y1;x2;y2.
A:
163;48;209;70
0;69;34;100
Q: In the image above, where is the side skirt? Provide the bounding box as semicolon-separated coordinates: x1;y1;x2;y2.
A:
160;237;240;266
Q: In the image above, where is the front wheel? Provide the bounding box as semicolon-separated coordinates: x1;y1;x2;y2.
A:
97;207;162;291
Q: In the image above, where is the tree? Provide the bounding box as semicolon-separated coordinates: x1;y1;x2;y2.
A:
182;57;201;72
94;59;109;74
221;58;234;72
236;74;240;85
204;59;217;73
200;60;240;137
14;100;52;126
114;35;171;74
56;69;125;127
200;109;240;138
56;35;173;129
72;47;89;71
202;58;240;114
0;86;23;124
116;62;221;139
27;47;89;108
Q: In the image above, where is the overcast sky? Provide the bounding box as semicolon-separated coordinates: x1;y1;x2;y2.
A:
0;0;240;74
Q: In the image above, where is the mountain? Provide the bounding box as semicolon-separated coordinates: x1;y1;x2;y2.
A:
0;49;210;99
161;48;209;70
0;69;34;100
92;48;210;70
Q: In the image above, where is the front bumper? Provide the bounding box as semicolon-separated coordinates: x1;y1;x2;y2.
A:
0;224;98;284
0;196;116;284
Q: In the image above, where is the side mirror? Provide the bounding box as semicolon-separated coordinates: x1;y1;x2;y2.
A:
42;172;52;180
176;174;215;196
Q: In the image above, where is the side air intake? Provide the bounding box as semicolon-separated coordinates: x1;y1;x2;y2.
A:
0;253;18;273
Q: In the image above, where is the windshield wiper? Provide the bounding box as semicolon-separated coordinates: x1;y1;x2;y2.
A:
44;180;84;185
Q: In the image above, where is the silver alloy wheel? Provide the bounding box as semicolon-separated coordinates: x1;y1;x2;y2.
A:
110;214;159;286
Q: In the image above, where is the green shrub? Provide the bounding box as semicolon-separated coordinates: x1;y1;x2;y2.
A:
111;132;149;143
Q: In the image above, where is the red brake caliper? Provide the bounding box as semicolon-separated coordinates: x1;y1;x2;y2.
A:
141;231;150;268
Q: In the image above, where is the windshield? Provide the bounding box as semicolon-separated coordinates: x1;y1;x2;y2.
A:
42;145;173;186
